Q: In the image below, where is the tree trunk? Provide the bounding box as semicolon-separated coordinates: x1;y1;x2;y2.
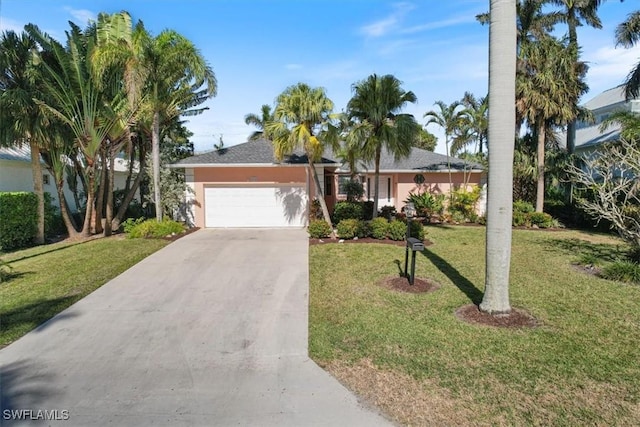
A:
104;148;116;236
94;150;106;234
372;147;381;219
535;119;545;213
480;0;516;315
29;141;45;245
111;171;142;231
55;177;80;239
309;159;332;228
81;163;95;237
152;110;162;221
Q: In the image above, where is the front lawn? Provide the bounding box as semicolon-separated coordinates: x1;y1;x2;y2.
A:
309;226;640;426
0;236;169;347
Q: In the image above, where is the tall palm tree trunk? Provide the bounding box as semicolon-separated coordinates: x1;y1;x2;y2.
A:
54;177;80;239
535;119;545;212
152;110;162;221
480;0;516;315
94;150;106;234
104;148;116;236
29;141;45;244
81;163;95;237
372;147;381;219
308;159;332;228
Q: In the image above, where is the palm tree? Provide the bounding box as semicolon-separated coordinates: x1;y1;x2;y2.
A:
616;10;640;99
94;11;217;222
266;83;336;227
461;92;489;154
244;104;274;141
0;30;48;244
517;35;587;212
26;23;126;237
480;0;517;315
424;100;465;204
346;74;419;218
551;0;604;153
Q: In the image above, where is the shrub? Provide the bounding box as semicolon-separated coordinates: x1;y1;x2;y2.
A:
514;200;535;214
409;220;426;241
357;221;371;238
388;220;408;241
44;193;65;238
0;192;38;250
405;191;445;219
528;212;554;228
308;219;332;239
336;219;361;239
125;218;185;239
362;201;375;221
333;201;364;223
512;211;530;227
601;260;640;284
449;187;481;220
378;206;397;221
370;217;389;239
343;180;364;202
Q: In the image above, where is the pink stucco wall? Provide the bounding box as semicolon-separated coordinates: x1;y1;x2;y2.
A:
192;166;308;228
395;172;483;210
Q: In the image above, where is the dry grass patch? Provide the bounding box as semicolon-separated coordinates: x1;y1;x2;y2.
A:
325;358;476;427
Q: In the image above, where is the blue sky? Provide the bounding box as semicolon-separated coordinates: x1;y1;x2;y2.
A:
2;0;639;154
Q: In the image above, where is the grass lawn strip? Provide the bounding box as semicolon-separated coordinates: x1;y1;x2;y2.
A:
0;236;169;347
309;226;640;426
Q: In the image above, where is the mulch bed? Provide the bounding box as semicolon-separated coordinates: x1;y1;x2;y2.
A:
455;304;538;329
309;237;433;247
379;276;441;293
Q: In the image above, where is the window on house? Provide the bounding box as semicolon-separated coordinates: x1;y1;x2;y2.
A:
367;178;371;199
337;176;352;195
324;175;332;196
387;177;391;202
42;174;50;185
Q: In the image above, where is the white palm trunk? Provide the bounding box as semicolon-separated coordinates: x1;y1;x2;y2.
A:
480;0;517;314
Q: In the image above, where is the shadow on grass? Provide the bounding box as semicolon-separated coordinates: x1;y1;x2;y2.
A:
3;239;94;264
421;249;483;304
543;238;627;262
0;359;59;419
1;296;80;347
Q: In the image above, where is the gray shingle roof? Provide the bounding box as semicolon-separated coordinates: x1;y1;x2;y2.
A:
574;123;621;151
174;138;483;172
0;145;33;162
584;85;626;111
174;138;337;166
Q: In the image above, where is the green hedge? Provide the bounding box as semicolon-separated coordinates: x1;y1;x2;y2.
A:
0;192;38;251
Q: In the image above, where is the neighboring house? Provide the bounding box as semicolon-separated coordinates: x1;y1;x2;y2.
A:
567;85;640;156
171;138;485;228
0;145;134;211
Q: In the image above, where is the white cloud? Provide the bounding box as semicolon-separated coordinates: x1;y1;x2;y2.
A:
0;17;26;33
584;44;640;98
285;63;303;70
359;2;415;38
401;15;477;34
63;7;96;25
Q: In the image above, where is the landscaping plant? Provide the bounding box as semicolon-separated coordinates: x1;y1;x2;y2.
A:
336;219;361;239
387;220;407;241
369;217;389;239
124;218;185;239
308;219;333;239
332;201;364;223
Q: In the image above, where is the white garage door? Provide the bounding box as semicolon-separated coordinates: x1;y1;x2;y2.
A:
204;185;308;228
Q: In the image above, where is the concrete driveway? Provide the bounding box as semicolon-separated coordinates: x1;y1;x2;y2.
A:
0;229;392;426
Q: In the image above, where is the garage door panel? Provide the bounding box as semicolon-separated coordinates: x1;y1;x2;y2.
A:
204;185;308;228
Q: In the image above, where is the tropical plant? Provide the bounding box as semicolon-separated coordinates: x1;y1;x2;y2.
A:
480;0;517;315
332;201;364;223
460;92;489;154
124;218;185;238
413;127;437;151
388;220;407;241
551;0;603;153
308;219;332;239
0;30;48;244
424;100;466;203
616;10;640;99
600;110;640;142
265;83;336;227
347;74;420;218
369;217;389;239
244;104;275;141
517;35;587;212
405;191;445;219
